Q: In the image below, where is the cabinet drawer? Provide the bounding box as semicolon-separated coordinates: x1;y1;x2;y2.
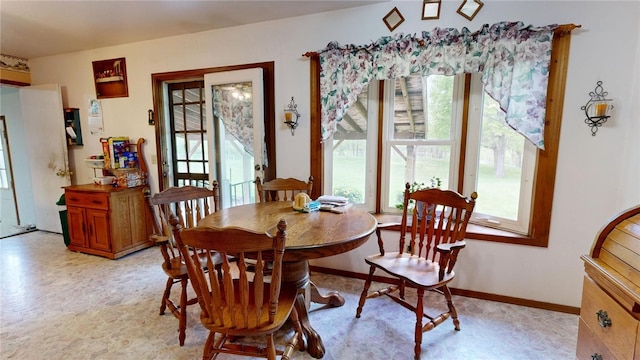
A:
580;276;638;359
576;318;615;360
65;191;109;210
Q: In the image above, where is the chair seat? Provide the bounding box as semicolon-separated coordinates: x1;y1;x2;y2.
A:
200;280;299;336
364;252;455;288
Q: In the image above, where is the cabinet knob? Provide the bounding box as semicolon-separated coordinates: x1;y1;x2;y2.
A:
591;353;602;360
596;310;612;328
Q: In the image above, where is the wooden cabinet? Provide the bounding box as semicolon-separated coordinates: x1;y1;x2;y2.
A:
577;205;640;360
64;184;153;259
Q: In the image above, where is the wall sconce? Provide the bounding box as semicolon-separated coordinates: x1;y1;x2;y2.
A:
284;96;300;136
581;81;613;136
148;109;155;125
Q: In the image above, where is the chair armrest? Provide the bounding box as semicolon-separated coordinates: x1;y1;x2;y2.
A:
435;240;466;253
377;222;402;230
151;234;172;267
375;222;404;256
436;240;466;281
151;234;170;245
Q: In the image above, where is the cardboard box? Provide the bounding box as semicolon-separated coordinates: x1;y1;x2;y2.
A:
112;169;146;188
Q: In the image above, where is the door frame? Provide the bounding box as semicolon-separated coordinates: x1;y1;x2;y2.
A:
151;62;276;192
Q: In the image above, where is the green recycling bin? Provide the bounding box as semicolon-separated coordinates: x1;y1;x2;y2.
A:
56;194;70;247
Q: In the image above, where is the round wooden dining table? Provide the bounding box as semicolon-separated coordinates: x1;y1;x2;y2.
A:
198;201;377;359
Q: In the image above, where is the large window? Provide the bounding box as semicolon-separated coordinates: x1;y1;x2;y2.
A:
310;27;574;246
326;73;536;235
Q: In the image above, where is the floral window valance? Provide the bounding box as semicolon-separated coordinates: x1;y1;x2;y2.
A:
315;21;558;149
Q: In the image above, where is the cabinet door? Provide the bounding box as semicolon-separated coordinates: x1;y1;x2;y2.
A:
128;190;152;245
110;189;151;253
87;208;111;252
67;206;87;247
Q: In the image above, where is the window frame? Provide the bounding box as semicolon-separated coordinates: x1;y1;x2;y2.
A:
464;73;538;235
309;26;576;247
380;75;464;214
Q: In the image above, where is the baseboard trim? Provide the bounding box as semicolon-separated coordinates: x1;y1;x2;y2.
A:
309;265;580;315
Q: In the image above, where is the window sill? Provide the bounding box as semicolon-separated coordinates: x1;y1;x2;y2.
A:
373;213;547;248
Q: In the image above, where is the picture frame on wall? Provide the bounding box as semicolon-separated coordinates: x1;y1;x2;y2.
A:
383;7;405;32
422;0;441;20
457;0;484;21
92;57;128;99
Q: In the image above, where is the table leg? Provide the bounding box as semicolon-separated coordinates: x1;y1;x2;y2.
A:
309;281;345;307
283;261;326;359
294;292;325;358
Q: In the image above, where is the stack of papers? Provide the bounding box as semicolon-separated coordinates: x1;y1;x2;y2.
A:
317;195;349;205
317;195;351;214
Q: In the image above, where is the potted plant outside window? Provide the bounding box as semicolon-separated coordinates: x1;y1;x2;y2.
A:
395;177;442;221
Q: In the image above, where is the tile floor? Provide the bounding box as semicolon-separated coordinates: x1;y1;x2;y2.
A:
0;231;579;359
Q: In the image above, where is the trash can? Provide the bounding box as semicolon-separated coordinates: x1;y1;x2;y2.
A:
56;194;70;247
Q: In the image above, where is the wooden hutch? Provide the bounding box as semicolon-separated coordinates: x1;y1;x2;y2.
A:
577;205;640;359
64;138;153;259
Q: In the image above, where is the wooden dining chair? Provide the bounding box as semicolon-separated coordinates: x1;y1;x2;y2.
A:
172;218;304;360
255;176;313;202
253;176;313;273
355;183;477;360
148;183;222;346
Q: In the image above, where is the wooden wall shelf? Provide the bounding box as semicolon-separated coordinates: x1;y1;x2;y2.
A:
92;57;128;98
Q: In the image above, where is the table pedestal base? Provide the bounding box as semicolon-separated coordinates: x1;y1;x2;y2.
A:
282;260;345;358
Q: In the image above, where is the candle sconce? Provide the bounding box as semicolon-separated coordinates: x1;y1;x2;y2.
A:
284;96;300;136
582;81;613;136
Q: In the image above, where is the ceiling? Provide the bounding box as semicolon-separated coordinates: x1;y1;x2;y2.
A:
0;0;387;60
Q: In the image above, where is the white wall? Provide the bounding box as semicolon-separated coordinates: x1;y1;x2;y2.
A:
24;1;640;307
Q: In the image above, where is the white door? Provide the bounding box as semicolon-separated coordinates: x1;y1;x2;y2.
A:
0;117;19;236
204;69;265;209
19;84;70;233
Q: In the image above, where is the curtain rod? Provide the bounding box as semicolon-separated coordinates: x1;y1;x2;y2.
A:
302;23;582;58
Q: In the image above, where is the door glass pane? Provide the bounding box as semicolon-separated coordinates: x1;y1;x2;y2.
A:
331;87;368;204
171;89;183;104
186;133;205;159
185;104;203;131
475;94;524;220
183;88;202;103
174;133;187;160
188;161;206;174
212;82;255;207
172;105;185;132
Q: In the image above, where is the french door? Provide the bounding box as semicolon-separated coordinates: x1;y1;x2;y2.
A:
154;63;275;207
164;69;265;209
204;68;265;209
